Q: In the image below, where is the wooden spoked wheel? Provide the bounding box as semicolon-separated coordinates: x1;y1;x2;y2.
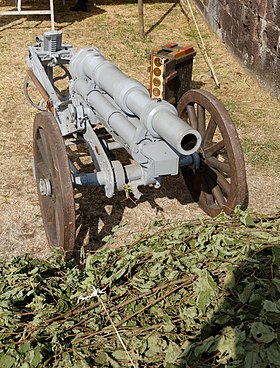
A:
177;89;248;217
33;112;76;255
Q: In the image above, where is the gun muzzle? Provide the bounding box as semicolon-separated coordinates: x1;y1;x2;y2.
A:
70;48;201;155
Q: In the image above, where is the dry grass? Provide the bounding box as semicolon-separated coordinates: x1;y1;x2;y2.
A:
0;0;279;260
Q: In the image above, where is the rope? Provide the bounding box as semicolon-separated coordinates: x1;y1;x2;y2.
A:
77;286;136;367
180;0;220;88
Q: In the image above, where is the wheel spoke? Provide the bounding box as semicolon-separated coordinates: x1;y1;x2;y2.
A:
214;170;231;196
201;173;215;206
204;169;226;208
36;160;49;179
211;185;226;207
187;105;198;130
54;200;63;246
39;129;53;171
206;165;231;196
203;117;216;146
204;140;225;157
206;156;231;175
40;196;54;225
197;104;205;137
37;138;48;165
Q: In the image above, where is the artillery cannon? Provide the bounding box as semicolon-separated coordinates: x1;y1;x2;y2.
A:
25;30;248;255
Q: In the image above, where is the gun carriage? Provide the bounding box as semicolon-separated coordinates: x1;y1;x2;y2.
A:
25;31;248;255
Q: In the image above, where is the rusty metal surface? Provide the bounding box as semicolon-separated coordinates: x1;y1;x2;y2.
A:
177;89;248;217
25;70;54;112
33;112;75;255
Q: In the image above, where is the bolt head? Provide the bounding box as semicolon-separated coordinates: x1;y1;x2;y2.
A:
39;178;52;196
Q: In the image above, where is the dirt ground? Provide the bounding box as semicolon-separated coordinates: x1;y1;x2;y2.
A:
0;0;279;260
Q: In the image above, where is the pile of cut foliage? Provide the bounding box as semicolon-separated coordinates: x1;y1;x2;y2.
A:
0;210;280;368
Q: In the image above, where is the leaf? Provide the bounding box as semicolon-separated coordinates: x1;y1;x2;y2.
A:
165;341;182;364
30;345;43;367
223;267;236;290
107;356;121;368
61;353;72;367
0;354;16;368
163;318;176;332
243;350;260;368
145;333;167;357
18;341;31;354
150;306;165;318
194;337;215;357
214;314;231;325
262;300;280;314
197;290;212;313
272;247;280;267
73;359;92;368
215;327;236;363
195;270;217;313
166;270;180;281
272;278;280;292
111;350;127;361
149;263;165;279
102;234;113;243
109;264;129;282
250;322;276;343
240;212;255;226
26;295;46;311
267;343;280;365
238;282;254;303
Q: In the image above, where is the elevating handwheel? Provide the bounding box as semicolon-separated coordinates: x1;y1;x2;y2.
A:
177;89;248;217
33;112;76;255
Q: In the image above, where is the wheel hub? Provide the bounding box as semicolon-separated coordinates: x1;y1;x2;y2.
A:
39;178;52;196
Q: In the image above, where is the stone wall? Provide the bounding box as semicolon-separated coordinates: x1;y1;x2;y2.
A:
193;0;280;97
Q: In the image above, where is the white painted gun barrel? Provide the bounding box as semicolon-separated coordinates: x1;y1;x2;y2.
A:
73;78;137;144
70;48;201;155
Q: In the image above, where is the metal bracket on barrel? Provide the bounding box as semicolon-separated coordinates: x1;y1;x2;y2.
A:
82;121;115;198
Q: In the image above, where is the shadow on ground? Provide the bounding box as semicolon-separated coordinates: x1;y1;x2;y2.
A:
74;173;196;254
0;0;105;31
0;0;178;31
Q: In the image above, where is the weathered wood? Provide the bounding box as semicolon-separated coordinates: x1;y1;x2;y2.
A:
138;0;144;37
